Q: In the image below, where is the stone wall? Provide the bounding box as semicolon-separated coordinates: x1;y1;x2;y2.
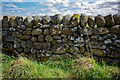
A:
2;14;120;64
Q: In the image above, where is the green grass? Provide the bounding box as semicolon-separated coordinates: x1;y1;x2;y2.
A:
61;23;97;28
86;23;97;28
1;53;120;79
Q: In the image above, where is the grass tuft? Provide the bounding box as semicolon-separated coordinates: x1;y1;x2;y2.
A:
1;54;120;79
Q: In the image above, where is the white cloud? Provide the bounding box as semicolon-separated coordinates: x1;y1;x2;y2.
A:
81;1;89;6
74;2;81;8
62;10;73;16
6;3;18;8
45;3;53;7
11;11;15;12
95;0;119;4
46;0;69;4
2;0;119;16
18;11;21;12
13;0;24;2
38;13;46;16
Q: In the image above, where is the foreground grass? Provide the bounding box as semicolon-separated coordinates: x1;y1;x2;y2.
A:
1;53;120;79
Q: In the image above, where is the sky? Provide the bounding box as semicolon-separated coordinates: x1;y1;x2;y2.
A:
1;0;119;16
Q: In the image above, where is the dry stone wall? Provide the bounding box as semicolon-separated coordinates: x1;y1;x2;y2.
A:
2;14;120;64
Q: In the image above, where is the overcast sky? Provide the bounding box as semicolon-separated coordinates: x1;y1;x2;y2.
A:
1;0;119;16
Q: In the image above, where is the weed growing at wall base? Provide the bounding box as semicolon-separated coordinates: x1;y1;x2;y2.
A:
1;53;120;79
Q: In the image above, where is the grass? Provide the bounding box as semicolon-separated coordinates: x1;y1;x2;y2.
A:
61;23;97;28
1;53;120;79
86;23;97;28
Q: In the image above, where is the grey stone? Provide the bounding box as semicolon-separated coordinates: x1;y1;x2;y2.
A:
45;35;53;42
49;55;61;61
93;27;109;34
24;17;34;27
30;48;37;54
51;43;69;54
61;53;72;59
71;47;80;53
91;35;98;40
12;31;22;37
27;40;33;48
23;28;32;35
71;27;78;33
38;35;44;42
17;25;26;30
110;25;120;33
17;48;23;53
2;27;9;31
67;41;74;46
68;35;75;40
74;37;84;43
34;16;42;26
14;43;20;49
14;38;21;43
2;15;10;27
84;36;90;44
16;16;24;25
95;14;105;27
105;33;117;40
83;27;92;35
32;28;42;35
63;14;71;26
31;36;37;42
52;14;63;24
62;38;68;43
104;39;112;44
10;16;18;27
20;35;31;40
24;48;30;53
62;28;73;35
74;43;84;47
98;35;104;41
72;53;81;59
71;14;80;27
57;40;62;43
36;23;43;27
41;49;52;57
98;42;106;49
53;35;62;40
34;42;43;49
113;40;120;47
50;25;62;35
42;15;51;24
21;41;26;48
40;25;50;28
43;42;51;49
2;31;9;36
113;14;120;25
43;28;50;35
88;16;95;28
80;13;88;27
90;41;99;49
4;35;14;41
9;27;15;31
104;14;115;27
61;34;67;38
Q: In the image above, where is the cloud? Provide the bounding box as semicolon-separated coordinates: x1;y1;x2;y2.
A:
81;1;89;6
2;0;119;16
13;0;23;2
11;11;15;12
46;0;69;4
17;11;21;12
5;3;18;8
74;2;81;8
45;3;53;7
